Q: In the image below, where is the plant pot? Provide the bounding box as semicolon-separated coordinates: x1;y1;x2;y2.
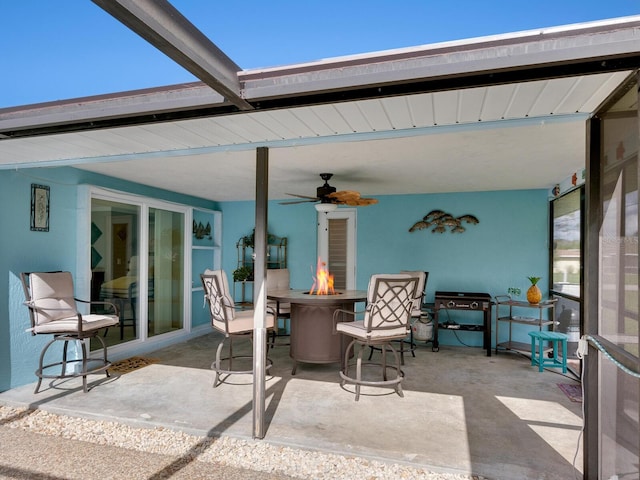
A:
527;285;542;304
232;266;253;283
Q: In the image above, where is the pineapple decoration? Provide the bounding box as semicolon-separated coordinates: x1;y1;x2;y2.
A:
526;276;542;304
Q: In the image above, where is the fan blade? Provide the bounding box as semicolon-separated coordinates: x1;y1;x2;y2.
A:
329;190;378;206
285;192;320;200
354;198;378;206
279;199;318;205
327;190;360;201
282;177;378;207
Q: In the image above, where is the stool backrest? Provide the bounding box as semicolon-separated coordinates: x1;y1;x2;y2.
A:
364;274;419;333
400;270;428;316
201;269;236;332
22;271;78;328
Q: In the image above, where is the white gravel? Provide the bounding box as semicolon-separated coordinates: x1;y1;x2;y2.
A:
0;406;484;480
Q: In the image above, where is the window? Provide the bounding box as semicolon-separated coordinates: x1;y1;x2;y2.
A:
550;188;583;352
551;188;582;299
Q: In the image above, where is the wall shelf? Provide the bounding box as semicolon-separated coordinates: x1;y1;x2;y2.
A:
191;208;221;327
234;233;286;304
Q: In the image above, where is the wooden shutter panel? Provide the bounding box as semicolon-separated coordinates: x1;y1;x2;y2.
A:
328;218;347;290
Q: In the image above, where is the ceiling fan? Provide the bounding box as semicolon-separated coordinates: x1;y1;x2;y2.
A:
280;173;378;209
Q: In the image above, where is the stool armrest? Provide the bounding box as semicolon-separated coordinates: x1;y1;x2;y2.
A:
332;308;361;333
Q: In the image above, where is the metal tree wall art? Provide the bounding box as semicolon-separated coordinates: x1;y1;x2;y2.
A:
409;210;479;234
193;221;212;240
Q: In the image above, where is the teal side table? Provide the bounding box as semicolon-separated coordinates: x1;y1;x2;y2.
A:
528;331;568;373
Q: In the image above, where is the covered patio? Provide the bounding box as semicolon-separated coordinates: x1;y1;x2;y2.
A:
2;5;639;479
0;332;583;479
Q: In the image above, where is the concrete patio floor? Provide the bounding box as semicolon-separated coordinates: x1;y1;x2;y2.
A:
0;332;584;479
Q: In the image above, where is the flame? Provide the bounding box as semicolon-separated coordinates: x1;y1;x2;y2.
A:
309;257;335;295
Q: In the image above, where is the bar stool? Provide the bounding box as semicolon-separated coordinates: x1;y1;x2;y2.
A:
528;331;568;373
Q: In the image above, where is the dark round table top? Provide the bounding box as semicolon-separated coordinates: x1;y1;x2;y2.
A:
267;289;367;304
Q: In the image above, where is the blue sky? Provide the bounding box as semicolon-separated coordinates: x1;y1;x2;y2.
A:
1;0;639;108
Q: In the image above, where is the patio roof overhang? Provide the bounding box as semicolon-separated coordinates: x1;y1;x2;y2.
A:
1;15;639;201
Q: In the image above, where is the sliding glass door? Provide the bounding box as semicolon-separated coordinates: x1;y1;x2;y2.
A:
148;207;184;337
90;198;141;347
89;190;186;349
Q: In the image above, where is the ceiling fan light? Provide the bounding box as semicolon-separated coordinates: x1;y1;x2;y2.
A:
315;203;338;213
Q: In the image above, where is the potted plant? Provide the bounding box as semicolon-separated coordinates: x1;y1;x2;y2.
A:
507;287;521;297
242;229;277;248
233;265;253;282
242;230;255;248
526;276;542;304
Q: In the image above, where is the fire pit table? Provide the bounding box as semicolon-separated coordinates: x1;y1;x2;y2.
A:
267;289;367;374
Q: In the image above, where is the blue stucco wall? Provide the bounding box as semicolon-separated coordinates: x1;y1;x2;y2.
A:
1;165;549;391
220;200;319;289
221;190;548;297
355;190;548;297
0;167;216;392
220;189;549;348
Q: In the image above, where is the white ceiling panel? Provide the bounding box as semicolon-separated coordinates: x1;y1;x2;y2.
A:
272;108;329;138
457;88;486;124
579;71;634;112
249;111;294;140
1;138;51;162
120;125;190;152
214;115;278;143
167;117;230;145
138;121;217;149
355;99;393;131
408;93;436;127
38;133;111;160
74;129;152;156
528;77;577;116
333;103;371;133
243;114;291;141
504;82;547;119
312;104;358;135
480;84;517;121
380;96;414;129
0;70;632;202
287;107;336;136
74;115;588;202
201;117;254;145
433;90;459;125
6;136;75;161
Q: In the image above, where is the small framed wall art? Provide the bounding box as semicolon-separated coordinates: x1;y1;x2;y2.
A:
30;184;50;232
